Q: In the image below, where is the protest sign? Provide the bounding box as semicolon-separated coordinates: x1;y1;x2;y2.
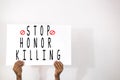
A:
6;24;71;65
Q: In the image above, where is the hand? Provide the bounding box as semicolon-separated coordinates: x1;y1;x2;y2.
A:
54;61;63;77
13;60;24;77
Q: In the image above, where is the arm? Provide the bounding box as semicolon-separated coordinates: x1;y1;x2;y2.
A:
13;60;24;80
54;61;64;80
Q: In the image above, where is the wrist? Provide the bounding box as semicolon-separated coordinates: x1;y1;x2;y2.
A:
55;76;60;80
16;75;22;80
55;74;60;78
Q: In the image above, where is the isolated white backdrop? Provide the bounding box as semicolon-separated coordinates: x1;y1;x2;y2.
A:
0;0;120;80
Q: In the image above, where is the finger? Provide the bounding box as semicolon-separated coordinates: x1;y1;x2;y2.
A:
56;61;61;70
19;61;24;67
54;61;59;70
17;68;22;72
17;61;24;66
15;61;24;67
15;60;21;65
13;62;23;71
14;66;21;73
15;67;22;75
59;61;63;69
13;63;23;71
13;63;19;71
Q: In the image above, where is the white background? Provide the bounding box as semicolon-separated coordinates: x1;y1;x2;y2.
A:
0;0;120;80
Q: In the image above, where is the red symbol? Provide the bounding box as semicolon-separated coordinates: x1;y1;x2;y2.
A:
20;30;25;35
49;30;55;35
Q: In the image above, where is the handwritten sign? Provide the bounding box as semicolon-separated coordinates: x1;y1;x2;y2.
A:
6;24;71;65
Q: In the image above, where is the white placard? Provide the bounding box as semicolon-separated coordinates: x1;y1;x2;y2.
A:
6;24;71;65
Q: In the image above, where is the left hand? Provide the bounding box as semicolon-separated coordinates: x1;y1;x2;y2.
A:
13;60;24;77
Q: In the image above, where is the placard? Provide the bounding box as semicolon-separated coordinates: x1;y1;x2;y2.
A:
6;24;71;65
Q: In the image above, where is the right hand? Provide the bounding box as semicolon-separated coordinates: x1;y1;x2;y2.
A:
54;61;64;77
